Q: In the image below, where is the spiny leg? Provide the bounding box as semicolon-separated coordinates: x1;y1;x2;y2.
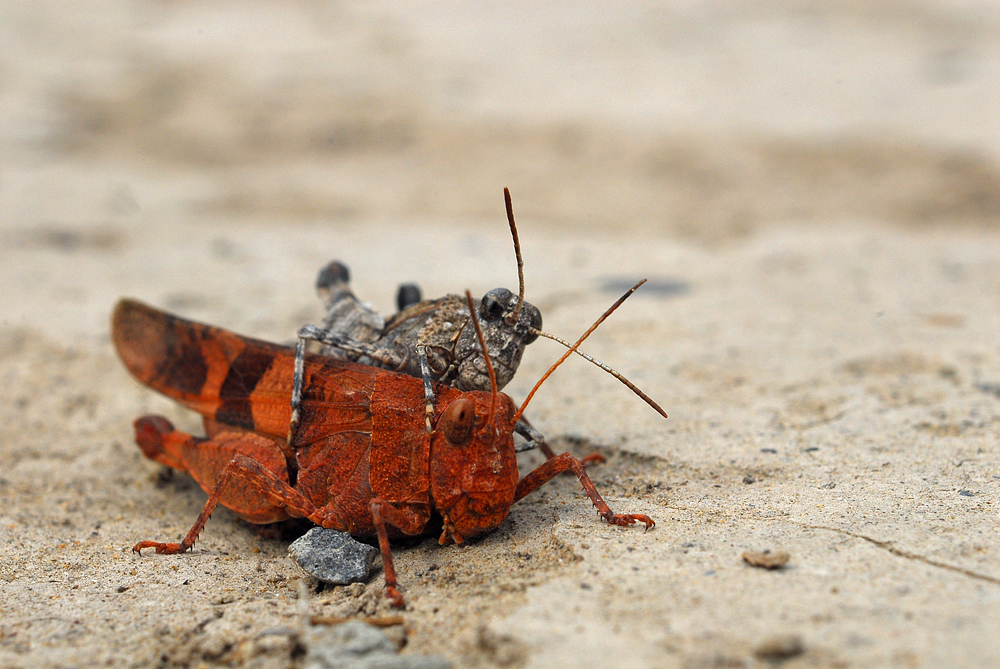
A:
415;333;469;435
133;452;322;555
288;336;308;443
513;453;653;529
417;345;436;434
297;325;403;367
133;423;424;607
289;324;407;442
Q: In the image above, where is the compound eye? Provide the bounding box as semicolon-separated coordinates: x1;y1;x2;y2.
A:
441;398;476;445
480;289;508;321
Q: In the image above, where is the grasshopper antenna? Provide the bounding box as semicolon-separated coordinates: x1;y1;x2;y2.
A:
512;279;654;426
503;187;526;328
528;328;668;420
465;290;499;428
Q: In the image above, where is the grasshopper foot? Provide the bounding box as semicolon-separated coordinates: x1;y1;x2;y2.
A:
133;540;188;555
385;586;406;609
603;512;655;531
580;453;607;467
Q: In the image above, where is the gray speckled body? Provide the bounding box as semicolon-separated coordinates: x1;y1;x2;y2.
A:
311;261;541;393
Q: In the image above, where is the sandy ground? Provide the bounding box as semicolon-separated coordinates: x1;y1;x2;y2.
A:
1;2;999;667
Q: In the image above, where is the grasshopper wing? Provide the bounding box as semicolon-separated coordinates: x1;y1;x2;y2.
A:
112;299;376;442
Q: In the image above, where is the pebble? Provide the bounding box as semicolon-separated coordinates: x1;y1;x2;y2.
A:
742;549;791;569
753;634;804;660
289;528;379;585
304;621;450;669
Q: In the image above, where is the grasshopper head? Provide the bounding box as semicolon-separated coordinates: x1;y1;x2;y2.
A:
453;189;542;392
452;288;542;392
429;391;519;544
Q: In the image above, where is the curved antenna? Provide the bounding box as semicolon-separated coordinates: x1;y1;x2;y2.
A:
503;187;526;328
464;290;498;427
512;279;649;426
529;328;668;420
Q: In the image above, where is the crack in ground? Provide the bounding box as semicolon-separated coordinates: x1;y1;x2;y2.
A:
790;522;1000;585
658;503;999;586
581;442;999;587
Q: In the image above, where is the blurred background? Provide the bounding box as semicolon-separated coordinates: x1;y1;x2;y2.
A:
2;5;999;666
3;0;997;242
2;0;999;361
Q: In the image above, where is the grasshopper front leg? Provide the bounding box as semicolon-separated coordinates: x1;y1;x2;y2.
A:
512;419;606;466
296;324;408;369
513;418;552;456
513;453;653;529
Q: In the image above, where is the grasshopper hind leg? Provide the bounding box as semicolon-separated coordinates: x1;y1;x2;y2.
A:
396;282;421;311
131;418;421;608
131;417;315;554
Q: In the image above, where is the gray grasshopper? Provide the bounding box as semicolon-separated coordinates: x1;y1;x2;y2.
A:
288;189;666;453
308;264;541;397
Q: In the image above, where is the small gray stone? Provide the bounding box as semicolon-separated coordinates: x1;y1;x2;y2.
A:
303;622;451;669
289;528;379;585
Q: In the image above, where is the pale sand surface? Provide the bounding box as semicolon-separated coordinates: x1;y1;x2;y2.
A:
1;3;999;667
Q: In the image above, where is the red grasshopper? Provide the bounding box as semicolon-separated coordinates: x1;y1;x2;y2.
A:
114;287;655;607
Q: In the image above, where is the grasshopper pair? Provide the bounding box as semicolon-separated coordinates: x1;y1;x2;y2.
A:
118;190;665;607
291;188;667;454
